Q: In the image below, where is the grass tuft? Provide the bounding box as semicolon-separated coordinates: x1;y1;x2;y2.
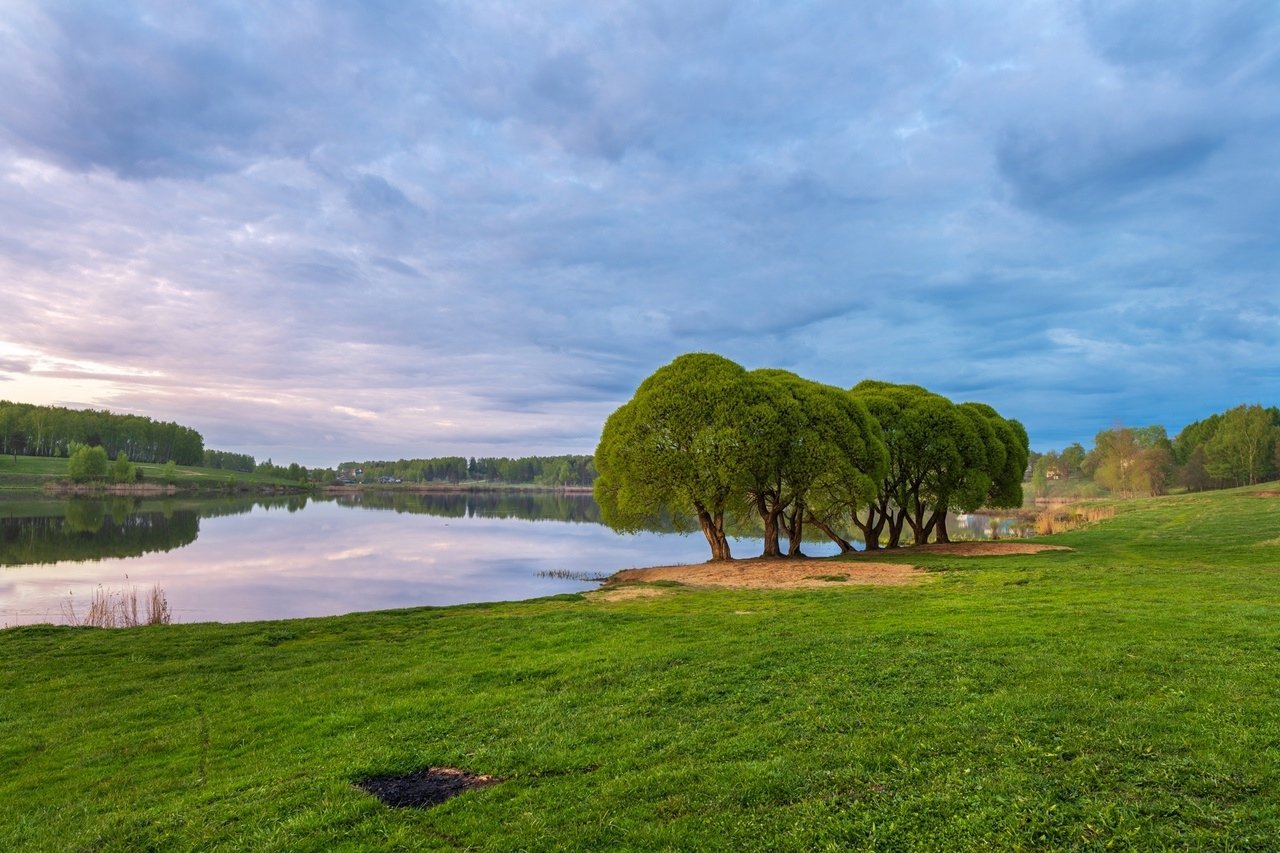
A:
59;585;172;628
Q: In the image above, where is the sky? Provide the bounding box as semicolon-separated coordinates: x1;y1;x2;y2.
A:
2;1;1278;468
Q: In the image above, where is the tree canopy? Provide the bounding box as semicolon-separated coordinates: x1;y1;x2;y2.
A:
595;354;1025;561
594;353;770;560
0;400;203;465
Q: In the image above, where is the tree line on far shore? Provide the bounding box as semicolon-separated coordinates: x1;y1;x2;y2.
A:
593;353;1029;561
331;455;597;487
0;401;204;465
1032;404;1280;498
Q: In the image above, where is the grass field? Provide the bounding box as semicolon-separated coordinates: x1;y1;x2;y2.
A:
1;486;1278;850
0;453;300;491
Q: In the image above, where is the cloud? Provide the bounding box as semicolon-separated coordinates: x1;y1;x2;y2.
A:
0;1;1277;462
997;127;1223;217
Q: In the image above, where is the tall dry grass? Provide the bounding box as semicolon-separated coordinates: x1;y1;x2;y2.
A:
1035;505;1116;535
61;585;173;628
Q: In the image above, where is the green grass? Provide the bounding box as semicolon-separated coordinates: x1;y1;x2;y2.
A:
0;453;301;491
2;487;1279;850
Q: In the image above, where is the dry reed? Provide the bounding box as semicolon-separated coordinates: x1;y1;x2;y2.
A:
61;585;173;628
1035;505;1116;535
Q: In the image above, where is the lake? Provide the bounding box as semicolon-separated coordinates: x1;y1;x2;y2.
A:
0;492;1018;626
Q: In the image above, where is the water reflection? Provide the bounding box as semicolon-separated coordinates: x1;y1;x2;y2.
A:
0;494;721;626
0;492;1021;627
1;500;199;566
332;490;603;523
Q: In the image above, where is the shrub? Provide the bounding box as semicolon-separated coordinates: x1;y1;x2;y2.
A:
67;444;109;483
110;451;136;484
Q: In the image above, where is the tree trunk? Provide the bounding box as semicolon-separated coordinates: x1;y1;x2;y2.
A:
852;505;876;550
886;508;905;549
784;500;805;557
928;509;950;543
867;509;885;550
753;493;783;558
809;516;855;553
696;505;733;561
854;500;891;551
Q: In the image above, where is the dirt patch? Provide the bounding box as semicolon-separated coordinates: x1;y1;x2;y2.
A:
608;557;926;590
902;541;1073;557
587;586;672;602
355;767;500;809
601;542;1071;591
1253;491;1280;498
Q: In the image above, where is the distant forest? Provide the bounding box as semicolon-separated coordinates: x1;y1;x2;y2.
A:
1031;403;1280;498
335;455;598;486
0;401;204;465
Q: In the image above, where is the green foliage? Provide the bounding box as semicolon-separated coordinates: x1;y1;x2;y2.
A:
595;353;761;559
0;400;203;464
849;382;1024;546
161;460;178;484
66;444;108;483
202;449;256;473
1084;426;1173;497
338;455;598;486
1203;404;1280;486
109;451;136;485
750;372;886;556
598;355;1013;558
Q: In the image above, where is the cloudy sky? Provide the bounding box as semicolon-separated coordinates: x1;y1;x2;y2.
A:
2;1;1277;467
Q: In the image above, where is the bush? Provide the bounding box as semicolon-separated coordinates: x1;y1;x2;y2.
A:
67;444;109;483
110;451;136;484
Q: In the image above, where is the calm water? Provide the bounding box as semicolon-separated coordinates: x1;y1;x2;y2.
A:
0;493;1017;626
0;493;829;626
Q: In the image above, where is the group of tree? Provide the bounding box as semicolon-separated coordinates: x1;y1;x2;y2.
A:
203;450;257;473
1032;404;1280;499
252;458;311;484
593;353;1029;561
336;455;597;486
1174;404;1280;490
64;442;171;485
0;401;203;465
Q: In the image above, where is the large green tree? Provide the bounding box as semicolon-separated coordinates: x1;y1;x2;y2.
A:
1204;404;1280;486
1084;426;1173;497
849;383;1026;548
745;371;887;557
594;354;777;561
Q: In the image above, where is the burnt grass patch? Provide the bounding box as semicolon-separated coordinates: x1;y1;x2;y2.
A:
355;767;501;809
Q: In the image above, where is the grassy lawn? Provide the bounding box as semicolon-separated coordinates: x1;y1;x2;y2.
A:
1;487;1278;850
0;453;300;491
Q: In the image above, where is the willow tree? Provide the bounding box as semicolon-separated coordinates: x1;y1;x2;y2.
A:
850;381;948;548
739;370;805;557
737;371;887;557
922;402;1029;542
850;382;1026;548
594;353;779;561
770;378;887;556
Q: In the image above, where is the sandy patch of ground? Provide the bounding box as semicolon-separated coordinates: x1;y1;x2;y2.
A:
904;541;1073;557
607;557;927;590
587;586;673;602
598;541;1071;592
1253;491;1280;498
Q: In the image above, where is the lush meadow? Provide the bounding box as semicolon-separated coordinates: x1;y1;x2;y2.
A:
1;487;1277;850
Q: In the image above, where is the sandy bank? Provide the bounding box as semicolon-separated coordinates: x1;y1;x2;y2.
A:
600;541;1071;594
